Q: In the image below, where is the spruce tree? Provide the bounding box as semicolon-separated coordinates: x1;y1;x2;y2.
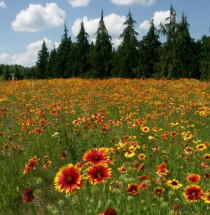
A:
138;20;161;78
56;23;72;78
36;40;49;79
47;46;58;78
90;10;113;79
72;20;90;77
113;10;139;78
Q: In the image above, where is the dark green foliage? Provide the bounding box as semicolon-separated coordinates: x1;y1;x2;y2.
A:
4;65;11;80
36;40;49;79
113;10;139;78
47;46;58;78
138;20;161;78
90;11;113;79
72;21;90;77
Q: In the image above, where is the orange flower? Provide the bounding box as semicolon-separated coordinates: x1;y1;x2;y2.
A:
154;187;165;197
43;160;52;168
23;156;39;175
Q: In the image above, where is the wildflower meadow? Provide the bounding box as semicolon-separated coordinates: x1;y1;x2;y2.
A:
0;78;209;215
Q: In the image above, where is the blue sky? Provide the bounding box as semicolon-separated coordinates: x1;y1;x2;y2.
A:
0;0;209;67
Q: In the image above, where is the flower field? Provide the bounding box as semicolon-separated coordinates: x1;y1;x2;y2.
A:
0;78;209;215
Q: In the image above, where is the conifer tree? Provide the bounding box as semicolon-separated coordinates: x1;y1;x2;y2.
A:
72;20;90;77
47;46;58;78
36;40;49;79
113;10;139;78
56;23;72;78
138;20;161;78
90;10;113;79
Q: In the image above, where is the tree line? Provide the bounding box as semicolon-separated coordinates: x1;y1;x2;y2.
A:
1;6;210;81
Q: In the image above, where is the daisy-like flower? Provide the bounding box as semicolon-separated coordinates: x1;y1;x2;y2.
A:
187;174;201;184
183;185;204;202
87;164;111;185
117;166;127;173
156;163;169;177
184;147;194;154
83;148;109;165
203;154;210;160
126;183;140;195
170;131;177;137
203;190;210;204
139;181;147;190
124;150;135;158
141;126;150;133
22;188;34;203
196;144;207;151
43;160;52;168
61;152;67;159
154;187;165;197
54;164;83;194
167;179;182;189
138;153;146;160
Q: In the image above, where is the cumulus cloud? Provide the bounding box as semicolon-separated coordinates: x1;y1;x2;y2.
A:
0;38;58;67
68;0;90;7
111;0;155;6
72;13;126;47
11;3;65;32
0;1;6;8
139;10;170;30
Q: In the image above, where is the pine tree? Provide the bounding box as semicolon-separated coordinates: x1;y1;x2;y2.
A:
113;10;139;78
56;23;72;78
36;40;49;79
4;65;11;80
90;10;113;79
47;46;58;78
72;20;90;77
138;20;161;78
14;65;22;80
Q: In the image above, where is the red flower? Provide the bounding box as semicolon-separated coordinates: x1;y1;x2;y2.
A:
54;164;83;194
87;164;111;185
99;208;118;215
187;174;200;184
22;188;34;203
83;148;109;166
154;187;165;197
126;183;140;195
139;181;147;190
184;185;204;202
61;152;67;159
137;163;145;172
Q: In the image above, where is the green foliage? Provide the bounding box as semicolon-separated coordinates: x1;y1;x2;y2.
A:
36;40;49;79
90;10;113;79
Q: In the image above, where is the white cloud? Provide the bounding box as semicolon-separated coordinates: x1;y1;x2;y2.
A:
139;10;170;30
11;3;65;32
0;38;58;67
68;0;90;7
139;20;150;30
111;0;155;6
72;13;126;47
0;1;6;8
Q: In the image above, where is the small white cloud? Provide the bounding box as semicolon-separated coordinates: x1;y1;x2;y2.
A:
0;38;58;67
139;20;151;30
111;0;155;6
0;1;6;8
139;10;170;30
11;3;65;32
68;0;90;7
72;13;126;48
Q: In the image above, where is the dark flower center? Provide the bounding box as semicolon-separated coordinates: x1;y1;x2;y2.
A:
93;155;100;161
171;181;178;186
66;175;74;184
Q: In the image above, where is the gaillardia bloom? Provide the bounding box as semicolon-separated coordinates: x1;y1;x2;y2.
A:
154;187;165;197
184;185;204;202
83;148;109;165
126;183;140;195
167;179;182;189
138;153;146;160
99;208;118;215
54;164;82;194
87;164;111;185
22;188;34;203
187;174;201;184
